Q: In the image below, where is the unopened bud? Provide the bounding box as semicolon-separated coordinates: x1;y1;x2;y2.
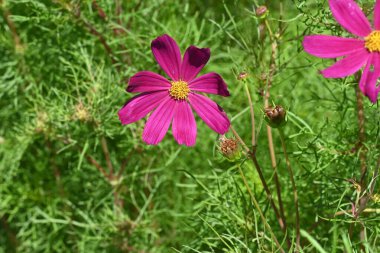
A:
264;105;287;128
256;6;268;17
219;136;241;162
237;72;249;81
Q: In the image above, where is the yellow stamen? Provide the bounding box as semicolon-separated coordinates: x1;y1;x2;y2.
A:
169;80;190;100
365;31;380;52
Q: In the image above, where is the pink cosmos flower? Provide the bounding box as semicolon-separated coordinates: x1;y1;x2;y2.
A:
303;0;380;103
118;34;230;146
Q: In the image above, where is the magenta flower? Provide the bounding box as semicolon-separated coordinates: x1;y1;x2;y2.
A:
118;34;230;146
303;0;380;103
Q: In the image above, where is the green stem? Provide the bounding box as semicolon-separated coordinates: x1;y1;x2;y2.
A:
238;165;285;253
230;125;291;248
278;129;300;252
244;82;256;148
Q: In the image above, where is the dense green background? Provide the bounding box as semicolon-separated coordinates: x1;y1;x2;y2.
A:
0;0;379;252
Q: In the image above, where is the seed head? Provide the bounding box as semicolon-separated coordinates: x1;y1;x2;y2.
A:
264;105;287;128
219;136;241;162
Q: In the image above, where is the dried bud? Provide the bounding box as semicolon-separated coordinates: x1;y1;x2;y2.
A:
35;111;48;133
237;72;249;81
264;105;287;128
219;136;241;162
256;6;268;17
74;102;90;122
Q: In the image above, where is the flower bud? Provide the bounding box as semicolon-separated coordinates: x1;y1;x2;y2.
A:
219;136;241;162
256;6;268;17
237;72;249;81
264;105;287;128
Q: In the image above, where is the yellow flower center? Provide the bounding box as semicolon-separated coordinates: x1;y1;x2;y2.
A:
365;31;380;52
169;80;190;100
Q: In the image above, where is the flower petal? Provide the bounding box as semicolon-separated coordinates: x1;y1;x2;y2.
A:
321;48;369;78
142;97;176;145
366;78;380;103
118;91;168;125
151;34;182;80
303;35;365;58
189;72;230;96
188;93;230;134
127;71;171;93
172;101;197;146
359;55;373;94
181;46;210;82
360;54;380;103
375;0;380;29
328;0;372;37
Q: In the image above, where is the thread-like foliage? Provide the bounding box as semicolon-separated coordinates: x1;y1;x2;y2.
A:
0;0;379;252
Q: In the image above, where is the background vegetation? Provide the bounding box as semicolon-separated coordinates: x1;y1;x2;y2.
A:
0;0;379;252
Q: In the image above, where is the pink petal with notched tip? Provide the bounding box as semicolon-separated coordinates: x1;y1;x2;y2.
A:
321;48;369;78
127;71;171;93
303;35;365;58
142;97;176;145
328;0;372;37
188;93;230;134
181;46;210;82
151;34;182;81
189;72;230;96
172;101;197;146
118;91;168;125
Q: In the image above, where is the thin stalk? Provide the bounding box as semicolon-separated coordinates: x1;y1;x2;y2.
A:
260;8;288;244
238;165;285;253
355;84;367;247
244;82;256;147
230;125;291;247
101;136;114;177
278;129;300;252
1;2;22;49
265;89;287;237
355;87;366;187
230;125;250;153
250;153;289;242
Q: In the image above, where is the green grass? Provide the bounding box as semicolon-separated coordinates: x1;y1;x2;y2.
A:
0;0;379;252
